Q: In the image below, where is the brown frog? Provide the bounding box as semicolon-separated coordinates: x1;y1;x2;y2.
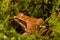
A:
13;12;52;36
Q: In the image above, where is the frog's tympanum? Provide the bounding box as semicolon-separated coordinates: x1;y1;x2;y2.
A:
13;12;52;36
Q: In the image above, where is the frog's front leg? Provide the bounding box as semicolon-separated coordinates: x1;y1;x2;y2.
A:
22;29;32;37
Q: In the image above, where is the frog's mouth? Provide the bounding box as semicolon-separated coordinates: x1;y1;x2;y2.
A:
12;18;27;34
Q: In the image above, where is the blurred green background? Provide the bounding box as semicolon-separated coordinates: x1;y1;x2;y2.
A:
0;0;60;40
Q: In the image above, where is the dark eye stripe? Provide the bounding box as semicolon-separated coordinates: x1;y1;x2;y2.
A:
15;18;27;28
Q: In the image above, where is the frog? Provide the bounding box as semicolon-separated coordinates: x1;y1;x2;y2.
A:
13;12;52;36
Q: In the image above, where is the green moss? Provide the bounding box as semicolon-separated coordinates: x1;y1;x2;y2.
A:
0;0;60;40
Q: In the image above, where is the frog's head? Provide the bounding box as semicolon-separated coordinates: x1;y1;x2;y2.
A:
12;13;27;34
